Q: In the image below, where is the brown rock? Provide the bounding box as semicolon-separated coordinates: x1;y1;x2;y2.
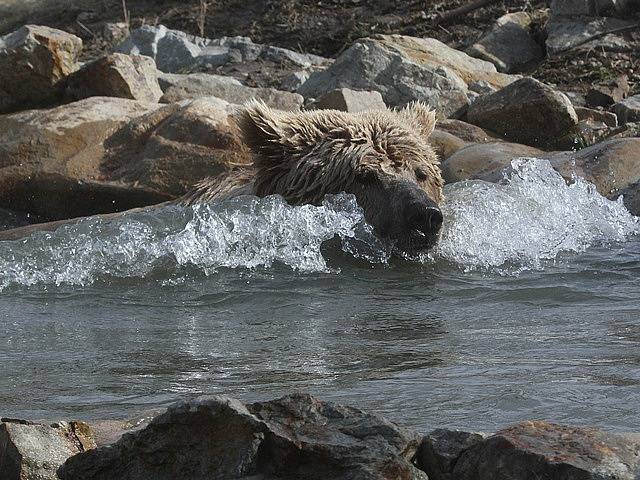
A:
467;77;579;149
453;421;640;480
66;53;163;103
586;75;630;108
574;106;618;127
0;25;82;113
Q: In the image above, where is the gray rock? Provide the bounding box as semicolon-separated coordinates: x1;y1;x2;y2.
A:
158;71;241;90
468;80;497;95
159;74;303;110
309;88;387;112
614;94;640;124
281;70;310;91
0;24;82;113
61;393;427;480
550;0;628;15
563;90;587;107
116;25;204;73
102;22;129;45
574;106;618;127
586;75;629;108
66;53;163;103
415;429;487;480
546;15;636;56
466;77;579;149
0;419;94;480
466;12;543;73
298;34;517;116
195;45;231;67
452;421;640;480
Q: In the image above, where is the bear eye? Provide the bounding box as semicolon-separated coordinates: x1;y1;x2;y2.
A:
415;168;428;181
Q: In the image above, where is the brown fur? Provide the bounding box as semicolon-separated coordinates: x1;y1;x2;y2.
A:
182;101;443;207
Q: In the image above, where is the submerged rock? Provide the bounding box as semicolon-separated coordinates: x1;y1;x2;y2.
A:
452;421;640;480
61;393;426;480
466;77;579;149
0;25;82;113
298;34;517;116
0;419;94;480
466;12;543;73
66;53;163;103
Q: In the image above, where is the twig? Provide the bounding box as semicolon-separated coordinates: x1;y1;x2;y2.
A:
121;0;131;32
554;23;640;55
197;0;211;38
75;20;95;38
435;0;501;23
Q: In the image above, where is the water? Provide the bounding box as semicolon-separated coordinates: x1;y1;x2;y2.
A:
1;159;639;434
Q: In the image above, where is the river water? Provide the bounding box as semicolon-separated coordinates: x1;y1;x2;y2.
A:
1;159;639;433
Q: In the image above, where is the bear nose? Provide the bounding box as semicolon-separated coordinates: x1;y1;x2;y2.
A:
408;204;443;235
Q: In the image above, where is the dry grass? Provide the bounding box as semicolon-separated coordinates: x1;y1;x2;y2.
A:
197;0;211;37
121;0;131;32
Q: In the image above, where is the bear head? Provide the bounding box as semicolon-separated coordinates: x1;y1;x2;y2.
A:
234;101;444;253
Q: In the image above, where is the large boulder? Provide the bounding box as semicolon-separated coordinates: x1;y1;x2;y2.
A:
466;12;543;73
452;421;640;480
415;429;487;480
466;77;579;149
61;393;427;480
158;72;304;110
0;25;82;113
0;96;247;221
66;53;163;103
298;35;517;116
0;419;95;480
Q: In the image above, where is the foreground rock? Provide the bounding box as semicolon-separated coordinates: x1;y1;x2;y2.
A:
158;72;303;110
66;53;163;103
467;77;579;149
0;419;94;480
466;12;543;73
298;34;516;116
0;25;82;113
453;421;640;480
415;429;486;480
61;393;426;480
0;96;247;220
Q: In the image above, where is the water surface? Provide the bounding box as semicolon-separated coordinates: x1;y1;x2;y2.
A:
1;159;639;433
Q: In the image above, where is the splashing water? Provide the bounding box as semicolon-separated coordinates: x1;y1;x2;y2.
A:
433;158;639;272
0;158;637;288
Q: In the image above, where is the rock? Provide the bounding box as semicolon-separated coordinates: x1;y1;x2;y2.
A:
0;418;94;480
0;96;246;220
280;70;310;92
430;129;470;160
586;75;629;108
158;73;304;110
117;26;329;76
66;53;163;103
309;88;387;112
415;429;487;480
550;0;627;16
564;91;587;107
466;77;579;149
452;421;640;480
614;94;640;124
574;106;618;127
61;393;427;480
102;22;129;45
437;119;502;143
298;34;517;116
546;15;636;56
0;25;82;113
466;12;543;73
468;80;497;96
441;142;545;183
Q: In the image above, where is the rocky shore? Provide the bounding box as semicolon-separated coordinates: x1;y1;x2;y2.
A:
2;393;639;480
0;0;639;227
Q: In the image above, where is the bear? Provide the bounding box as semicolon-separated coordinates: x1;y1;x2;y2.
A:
181;100;444;252
0;101;444;251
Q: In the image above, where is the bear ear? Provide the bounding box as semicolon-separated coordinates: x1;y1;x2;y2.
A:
401;101;437;139
234;100;286;159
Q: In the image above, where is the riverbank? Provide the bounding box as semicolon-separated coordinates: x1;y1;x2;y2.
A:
2;393;639;480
